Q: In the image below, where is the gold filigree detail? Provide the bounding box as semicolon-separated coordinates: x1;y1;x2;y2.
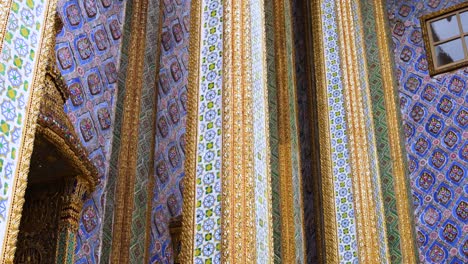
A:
374;0;417;262
110;0;149;261
1;0;60;261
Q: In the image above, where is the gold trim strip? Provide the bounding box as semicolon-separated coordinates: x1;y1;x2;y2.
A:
179;0;202;261
310;0;339;262
221;0;256;262
336;0;380;262
374;0;417;263
0;0;59;261
110;0;148;261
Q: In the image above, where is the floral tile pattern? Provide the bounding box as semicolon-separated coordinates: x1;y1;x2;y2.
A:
320;0;359;263
190;0;224;263
0;0;46;253
386;1;468;263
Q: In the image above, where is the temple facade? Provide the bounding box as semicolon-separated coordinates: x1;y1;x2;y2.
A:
0;0;467;263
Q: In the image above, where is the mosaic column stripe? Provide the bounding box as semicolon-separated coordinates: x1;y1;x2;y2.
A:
264;0;283;262
283;0;307;261
0;0;53;259
312;0;360;262
250;0;274;262
100;0;135;262
109;0;147;261
129;0;161;260
180;0;224;262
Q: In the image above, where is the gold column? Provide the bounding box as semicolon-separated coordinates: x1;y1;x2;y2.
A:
221;0;257;262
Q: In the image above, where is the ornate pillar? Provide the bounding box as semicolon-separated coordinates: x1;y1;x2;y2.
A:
55;177;89;264
181;0;275;262
308;0;416;263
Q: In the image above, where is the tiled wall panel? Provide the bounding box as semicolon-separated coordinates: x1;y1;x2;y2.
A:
386;1;468;263
54;0;127;261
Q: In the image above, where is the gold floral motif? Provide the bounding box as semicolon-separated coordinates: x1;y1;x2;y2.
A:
1;0;60;261
374;0;417;262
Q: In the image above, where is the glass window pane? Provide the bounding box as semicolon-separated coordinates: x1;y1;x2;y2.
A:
430;15;460;42
435;38;464;67
461;11;468;33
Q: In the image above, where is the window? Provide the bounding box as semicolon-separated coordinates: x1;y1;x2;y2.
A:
421;2;468;76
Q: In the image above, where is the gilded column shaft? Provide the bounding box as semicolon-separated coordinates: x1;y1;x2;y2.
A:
221;0;257;262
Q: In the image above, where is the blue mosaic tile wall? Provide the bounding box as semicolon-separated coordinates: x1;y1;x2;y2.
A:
54;0;126;262
386;1;468;263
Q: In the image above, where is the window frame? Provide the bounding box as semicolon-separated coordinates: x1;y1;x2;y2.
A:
421;2;468;76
